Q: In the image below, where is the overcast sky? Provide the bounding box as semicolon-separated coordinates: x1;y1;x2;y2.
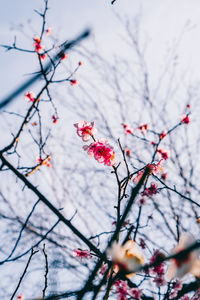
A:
1;0;200;101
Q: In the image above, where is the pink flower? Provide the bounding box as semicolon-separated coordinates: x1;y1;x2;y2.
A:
107;240;144;276
160;130;167;140
142;183;158;197
137;197;146;205
37;157;51;167
33;35;41;43
149;250;166;287
99;263;107;275
74;121;97;142
181;115;190;124
34;42;45;54
125;148;131;157
70;79;78;86
129;288;142;299
60;52;68;60
139;238;146;249
122;123;133;135
52;115;58;124
153;275;166;287
137;123;148;135
83;139;115;166
40;53;47;60
167;233;200;280
115;280;129;300
72;249;91;258
161;173;167;180
157;148;170;160
169;281;183;299
25;91;35;102
180;296;190;300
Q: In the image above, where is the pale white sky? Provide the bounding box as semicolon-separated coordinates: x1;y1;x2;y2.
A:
1;0;200;101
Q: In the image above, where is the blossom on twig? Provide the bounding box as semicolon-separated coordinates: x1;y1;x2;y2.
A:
181;115;190;124
72;249;91;259
107;240;144;277
166;233;200;280
83;139;115;166
122;123;133;135
74;120;97;142
25;91;35;102
137;123;148;135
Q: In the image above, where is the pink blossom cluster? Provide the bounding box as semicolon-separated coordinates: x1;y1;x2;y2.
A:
33;35;45;54
181;115;190;124
137;123;148;135
83;139;116;166
25;91;35;102
169;281;182;299
72;249;91;259
157;148;170;160
37;157;51;167
114;280;142;300
52;115;58;124
122;123;133;135
142;183;158;197
149;250;166;287
70;79;78;86
160;130;167;140
139;238;146;249
74;121;115;167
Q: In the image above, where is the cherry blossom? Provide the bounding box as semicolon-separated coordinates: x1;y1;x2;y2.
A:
122;123;133;135
139;238;146;249
74;121;97;142
40;53;47;60
72;249;91;259
142;183;158;197
33;35;41;43
114;281;142;300
107;240;144;276
70;79;78;86
60;52;68;60
160;130;167;140
161;173;167;180
150;250;166;287
52;115;58;124
25;91;35;102
130;288;142;299
83;139;115;166
99;263;107;275
34;42;45;54
157;148;170;160
167;233;200;280
124;148;131;157
180;296;190;300
137;197;146;205
169;281;183;299
181;115;190;124
37;157;51;167
137;123;148;135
